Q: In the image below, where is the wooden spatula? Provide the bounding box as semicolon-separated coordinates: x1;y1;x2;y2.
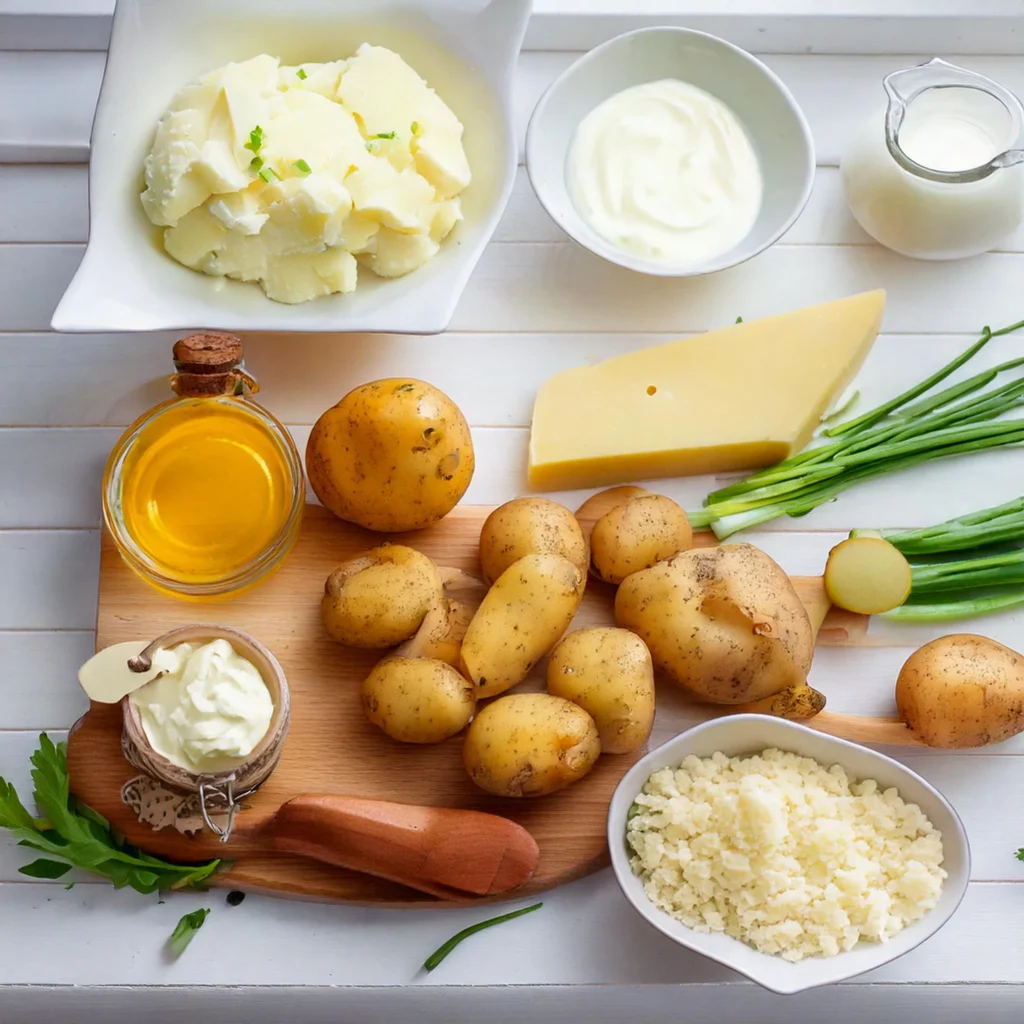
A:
236;794;540;900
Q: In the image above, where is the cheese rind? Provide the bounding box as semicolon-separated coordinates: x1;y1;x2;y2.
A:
528;291;886;491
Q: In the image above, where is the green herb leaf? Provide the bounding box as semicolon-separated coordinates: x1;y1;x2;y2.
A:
296;68;308;80
1017;848;1024;862
168;908;210;957
423;903;542;972
293;159;312;175
374;131;396;140
626;800;643;822
249;155;264;172
0;734;222;894
64;882;75;890
735;316;743;323
244;125;264;154
258;167;280;183
19;857;72;879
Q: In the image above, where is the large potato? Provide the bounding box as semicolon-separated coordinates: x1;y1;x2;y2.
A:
479;497;588;585
463;693;600;797
322;545;443;648
362;657;476;744
615;544;813;704
306;378;474;532
896;634;1024;748
460;553;585;698
590;493;693;584
547;627;654;753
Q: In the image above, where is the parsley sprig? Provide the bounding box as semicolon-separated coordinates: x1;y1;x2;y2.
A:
0;734;221;893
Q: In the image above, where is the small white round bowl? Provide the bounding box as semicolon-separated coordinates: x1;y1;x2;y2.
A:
607;715;970;995
526;27;815;278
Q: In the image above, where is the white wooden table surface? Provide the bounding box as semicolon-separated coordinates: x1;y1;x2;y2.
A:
3;2;1024;1021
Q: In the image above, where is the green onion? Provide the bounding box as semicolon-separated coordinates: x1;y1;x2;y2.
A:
373;131;396;140
422;903;542;972
249;155;263;171
293;159;311;175
244;125;263;154
411;121;421;136
693;318;1024;539
296;68;308;80
258;167;279;183
168;908;210;957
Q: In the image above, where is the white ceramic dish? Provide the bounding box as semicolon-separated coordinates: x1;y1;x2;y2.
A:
526;27;815;278
607;715;970;995
51;0;531;334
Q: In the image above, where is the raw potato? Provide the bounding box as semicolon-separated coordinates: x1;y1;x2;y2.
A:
590;493;693;584
546;627;655;753
615;544;814;704
574;487;649;544
321;545;443;648
460;553;585;698
896;633;1024;748
463;693;600;797
362;657;476;744
306;378;474;532
733;683;827;721
479;497;588;585
825;537;912;614
392;597;473;667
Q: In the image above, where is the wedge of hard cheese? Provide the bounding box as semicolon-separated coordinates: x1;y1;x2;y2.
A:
528;290;886;491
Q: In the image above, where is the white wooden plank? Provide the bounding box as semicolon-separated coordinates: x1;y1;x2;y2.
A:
0;530;98;629
0;633;90;729
11;240;1024;335
0;872;1017;984
6;984;1024;1024
0;166;88;243
8;49;1024;167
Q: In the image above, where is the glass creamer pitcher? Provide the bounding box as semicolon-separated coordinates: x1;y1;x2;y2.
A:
841;58;1024;260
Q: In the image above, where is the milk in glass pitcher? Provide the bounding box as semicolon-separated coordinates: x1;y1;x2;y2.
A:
841;58;1024;260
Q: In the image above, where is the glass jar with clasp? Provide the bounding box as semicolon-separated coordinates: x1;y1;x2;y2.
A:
841;58;1024;260
102;332;304;597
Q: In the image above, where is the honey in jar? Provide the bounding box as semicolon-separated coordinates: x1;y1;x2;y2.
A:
103;333;303;596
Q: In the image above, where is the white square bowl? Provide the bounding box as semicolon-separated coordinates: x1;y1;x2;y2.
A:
51;0;531;334
607;715;971;995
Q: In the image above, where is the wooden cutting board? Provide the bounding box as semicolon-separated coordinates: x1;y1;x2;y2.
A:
67;504;868;906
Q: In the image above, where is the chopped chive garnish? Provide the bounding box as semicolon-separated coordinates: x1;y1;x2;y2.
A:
293;159;311;175
411;121;421;136
423;904;543;972
258;167;279;183
243;125;263;154
374;131;396;140
249;155;263;171
296;68;308;80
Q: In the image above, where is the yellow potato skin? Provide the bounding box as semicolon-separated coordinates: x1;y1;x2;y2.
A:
479;497;588;585
590;493;693;584
463;693;600;797
615;545;813;704
306;378;474;532
321;545;443;648
896;634;1024;748
460;553;585;698
546;627;654;753
362;657;476;744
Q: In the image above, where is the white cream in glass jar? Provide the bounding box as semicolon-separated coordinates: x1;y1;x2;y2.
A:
841;58;1024;261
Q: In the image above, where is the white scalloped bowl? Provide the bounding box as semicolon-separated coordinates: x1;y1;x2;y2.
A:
607;716;970;995
52;0;531;334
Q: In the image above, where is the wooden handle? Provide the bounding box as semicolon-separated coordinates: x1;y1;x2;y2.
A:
803;711;927;746
251;795;540;900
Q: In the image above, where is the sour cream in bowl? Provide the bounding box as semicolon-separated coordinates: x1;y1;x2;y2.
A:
527;27;814;277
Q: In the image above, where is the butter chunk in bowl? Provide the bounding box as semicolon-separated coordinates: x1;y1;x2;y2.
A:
52;0;531;333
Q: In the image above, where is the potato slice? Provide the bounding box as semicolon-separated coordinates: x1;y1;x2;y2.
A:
824;537;912;615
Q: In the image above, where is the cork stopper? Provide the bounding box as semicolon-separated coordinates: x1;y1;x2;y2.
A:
171;332;246;398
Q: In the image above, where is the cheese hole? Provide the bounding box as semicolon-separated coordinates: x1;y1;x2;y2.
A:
646;386;657;396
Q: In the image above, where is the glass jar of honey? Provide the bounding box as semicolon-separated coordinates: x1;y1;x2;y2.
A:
103;333;303;597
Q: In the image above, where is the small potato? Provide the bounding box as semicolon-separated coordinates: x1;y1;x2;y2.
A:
460;553;585;698
479;497;588;585
615;544;813;704
463;693;600;797
574;487;649;544
547;627;654;753
825;537;912;614
322;545;443;648
590;493;693;584
362;657;476;744
896;634;1024;748
392;597;473;668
